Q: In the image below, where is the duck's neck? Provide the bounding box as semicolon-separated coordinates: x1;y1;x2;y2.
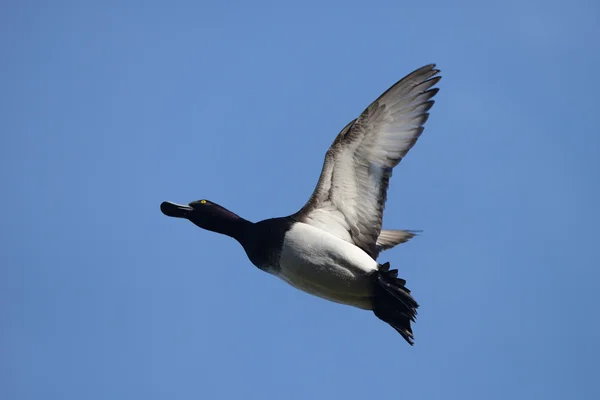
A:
223;217;254;242
202;211;254;243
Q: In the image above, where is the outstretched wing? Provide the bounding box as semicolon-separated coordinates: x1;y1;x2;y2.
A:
294;65;440;258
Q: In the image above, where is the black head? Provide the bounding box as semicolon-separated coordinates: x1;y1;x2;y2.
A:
160;199;250;238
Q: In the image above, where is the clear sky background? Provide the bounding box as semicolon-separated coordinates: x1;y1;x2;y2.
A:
2;1;599;399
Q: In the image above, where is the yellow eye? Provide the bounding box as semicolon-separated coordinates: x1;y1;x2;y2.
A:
200;200;207;204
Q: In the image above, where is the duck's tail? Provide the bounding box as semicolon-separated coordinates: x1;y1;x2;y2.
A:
372;262;419;345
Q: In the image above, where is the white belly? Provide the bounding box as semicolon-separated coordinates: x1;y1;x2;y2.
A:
277;222;379;310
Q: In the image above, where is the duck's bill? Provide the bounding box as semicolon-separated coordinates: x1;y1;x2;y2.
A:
160;201;193;218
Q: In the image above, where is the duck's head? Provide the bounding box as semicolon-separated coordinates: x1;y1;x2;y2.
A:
160;199;249;237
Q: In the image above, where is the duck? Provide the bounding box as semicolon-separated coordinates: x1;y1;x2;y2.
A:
161;64;441;345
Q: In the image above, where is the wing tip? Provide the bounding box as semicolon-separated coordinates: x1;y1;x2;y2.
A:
413;63;442;82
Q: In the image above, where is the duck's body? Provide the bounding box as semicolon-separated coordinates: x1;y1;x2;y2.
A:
161;64;441;345
278;222;378;310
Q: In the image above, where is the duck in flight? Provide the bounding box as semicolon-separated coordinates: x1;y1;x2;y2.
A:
161;64;441;345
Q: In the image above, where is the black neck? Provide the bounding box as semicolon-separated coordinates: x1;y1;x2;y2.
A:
196;209;254;243
220;217;253;242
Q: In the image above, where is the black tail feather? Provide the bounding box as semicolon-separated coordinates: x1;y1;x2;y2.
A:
372;262;419;345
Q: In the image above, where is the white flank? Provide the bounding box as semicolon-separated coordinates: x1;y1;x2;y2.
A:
277;222;379;310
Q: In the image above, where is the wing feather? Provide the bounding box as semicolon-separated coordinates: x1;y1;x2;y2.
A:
294;65;441;258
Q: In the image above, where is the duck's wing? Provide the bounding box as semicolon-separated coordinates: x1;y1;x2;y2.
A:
293;64;440;258
375;229;420;256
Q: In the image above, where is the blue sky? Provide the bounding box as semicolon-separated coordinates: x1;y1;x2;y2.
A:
2;1;599;399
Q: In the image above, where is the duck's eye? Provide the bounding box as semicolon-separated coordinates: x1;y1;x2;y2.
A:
200;200;207;204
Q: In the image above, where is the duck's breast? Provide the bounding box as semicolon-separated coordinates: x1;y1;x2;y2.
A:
276;222;378;309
